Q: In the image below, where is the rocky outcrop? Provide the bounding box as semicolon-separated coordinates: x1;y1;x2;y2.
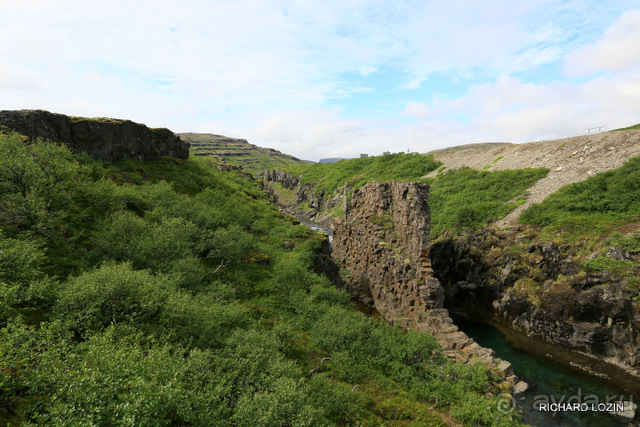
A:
332;181;515;377
263;169;342;227
430;227;640;378
0;110;189;162
264;169;300;190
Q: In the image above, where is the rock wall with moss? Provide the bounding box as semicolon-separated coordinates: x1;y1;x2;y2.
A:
0;110;189;162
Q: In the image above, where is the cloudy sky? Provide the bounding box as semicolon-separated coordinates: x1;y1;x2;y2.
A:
2;1;639;161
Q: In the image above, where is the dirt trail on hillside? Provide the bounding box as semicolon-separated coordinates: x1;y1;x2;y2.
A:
424;130;640;227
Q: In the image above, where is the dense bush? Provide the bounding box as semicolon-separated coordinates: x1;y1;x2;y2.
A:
0;134;88;235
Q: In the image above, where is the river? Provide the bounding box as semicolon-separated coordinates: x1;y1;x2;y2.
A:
453;315;637;426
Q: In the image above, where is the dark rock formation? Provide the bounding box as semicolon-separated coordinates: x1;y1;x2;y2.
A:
332;181;514;377
264;169;299;190
431;227;640;377
333;181;442;320
0;110;189;162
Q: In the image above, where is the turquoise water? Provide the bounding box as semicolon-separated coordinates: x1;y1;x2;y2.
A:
453;315;637;426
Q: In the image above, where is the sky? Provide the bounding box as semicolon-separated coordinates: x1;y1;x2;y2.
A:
2;1;640;161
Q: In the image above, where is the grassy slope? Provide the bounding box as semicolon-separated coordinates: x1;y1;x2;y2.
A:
180;132;309;177
284;151;442;194
0;132;520;426
520;156;640;283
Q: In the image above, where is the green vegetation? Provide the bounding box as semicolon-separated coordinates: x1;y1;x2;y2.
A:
606;232;640;253
283;151;442;196
520;157;640;234
428;167;549;235
0;133;521;426
581;256;637;276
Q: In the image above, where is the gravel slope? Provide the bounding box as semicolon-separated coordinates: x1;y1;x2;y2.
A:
424;129;640;227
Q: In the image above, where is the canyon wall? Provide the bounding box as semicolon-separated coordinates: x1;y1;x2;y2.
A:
263;169;340;228
331;181;514;377
0;110;189;162
431;228;640;378
266;168;640;381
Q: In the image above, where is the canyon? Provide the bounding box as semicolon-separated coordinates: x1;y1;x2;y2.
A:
263;131;640;418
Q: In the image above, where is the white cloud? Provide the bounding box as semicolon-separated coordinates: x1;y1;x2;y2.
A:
400;75;428;90
358;66;378;76
565;9;640;76
402;102;430;118
0;61;42;91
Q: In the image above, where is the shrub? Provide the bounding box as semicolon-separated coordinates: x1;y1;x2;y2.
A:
56;262;174;334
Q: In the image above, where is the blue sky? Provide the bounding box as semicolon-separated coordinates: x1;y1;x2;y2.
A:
2;1;640;161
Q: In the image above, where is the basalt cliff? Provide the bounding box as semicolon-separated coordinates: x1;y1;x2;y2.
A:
431;227;640;381
331;181;516;380
0;110;189;162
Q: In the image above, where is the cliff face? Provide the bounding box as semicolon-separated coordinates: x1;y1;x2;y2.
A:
333;181;442;319
332;181;514;377
0;110;189;162
431;228;640;378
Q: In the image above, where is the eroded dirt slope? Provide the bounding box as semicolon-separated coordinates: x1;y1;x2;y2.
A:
425;129;640;226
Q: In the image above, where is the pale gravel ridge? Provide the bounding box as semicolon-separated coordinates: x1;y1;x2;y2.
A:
423;130;640;228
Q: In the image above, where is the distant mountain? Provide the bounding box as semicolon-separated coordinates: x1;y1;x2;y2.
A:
179;133;310;176
319;157;350;163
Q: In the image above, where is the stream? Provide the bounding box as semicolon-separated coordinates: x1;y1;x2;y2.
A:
297;218;333;243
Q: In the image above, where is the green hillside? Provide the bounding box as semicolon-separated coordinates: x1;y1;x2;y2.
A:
181;132;309;177
0;132;520;426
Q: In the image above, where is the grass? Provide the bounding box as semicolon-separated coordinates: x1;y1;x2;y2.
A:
281;152;442;196
428;167;549;235
520;156;640;238
581;257;638;276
